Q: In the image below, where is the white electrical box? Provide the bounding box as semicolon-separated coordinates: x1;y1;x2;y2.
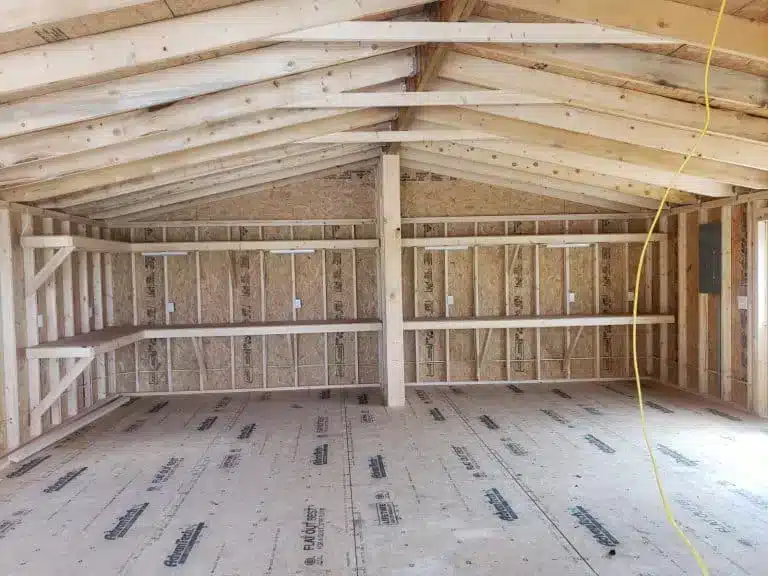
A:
166;301;176;313
568;291;576;303
738;295;748;310
446;295;454;306
295;298;302;309
37;314;44;328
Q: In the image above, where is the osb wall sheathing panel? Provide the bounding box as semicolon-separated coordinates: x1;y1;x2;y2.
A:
569;220;596;379
110;227;136;394
598;219;629;378
167;227;198;392
159;168;377;390
705;209;721;398
539;221;566;380
684;212;700;392
134;227;168;393
628;218;654;378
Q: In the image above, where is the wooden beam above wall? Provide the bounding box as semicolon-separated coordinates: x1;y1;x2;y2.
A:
0;0;430;101
489;0;768;62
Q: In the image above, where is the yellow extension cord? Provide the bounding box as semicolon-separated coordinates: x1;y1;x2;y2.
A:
631;1;727;575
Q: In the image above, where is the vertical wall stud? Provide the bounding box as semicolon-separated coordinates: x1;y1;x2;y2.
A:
644;218;654;376
92;227;106;399
80;224;94;404
22;214;42;437
677;213;688;389
753;218;768;417
593;220;601;378
378;154;405;406
0;207;21;449
698;211;708;395
42;217;62;426
659;215;669;384
534;221;542;380
564;221;571;379
720;206;733;401
130;228;139;394
103;228;116;395
61;221;77;415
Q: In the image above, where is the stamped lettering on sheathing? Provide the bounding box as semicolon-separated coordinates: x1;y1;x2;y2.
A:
148;400;169;414
582;406;602;415
707;407;742;421
237;423;256;440
645;400;673;414
312;444;329;466
570;506;619;547
164;522;205;567
541;409;569;425
369;455;387;479
429;408;446;422
479;415;500;430
0;511;29;540
414;389;432;404
584;434;615;454
676;498;733;533
104;503;149;540
501;438;528;456
357;393;369;405
6;455;51;479
319;389;331;399
374;491;400;526
123;419;146;433
301;505;326;557
220;449;242;470
197;416;217;431
485;488;517;521
657;444;698;467
44;467;88;493
452;445;486;478
602;384;634;399
552;388;572;399
148;457;183;491
213;396;232;411
506;384;523;393
450;387;465;395
315;416;329;437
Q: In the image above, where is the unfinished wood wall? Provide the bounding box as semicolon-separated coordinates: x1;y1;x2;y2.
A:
0;206;115;453
671;197;761;414
399;169;659;386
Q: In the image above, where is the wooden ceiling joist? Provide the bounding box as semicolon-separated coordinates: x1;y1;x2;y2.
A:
453;43;768;115
0;0;430;101
440;52;768;143
272;21;679;43
0;41;409;140
0;50;415;172
419;107;740;196
84;144;376;217
1;108;397;203
402;137;694;204
489;0;768;62
399;147;662;209
400;158;641;212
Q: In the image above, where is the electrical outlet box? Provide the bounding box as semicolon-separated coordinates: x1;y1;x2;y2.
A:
37;314;44;328
568;291;576;303
738;295;748;310
166;301;175;314
446;295;454;306
295;298;302;309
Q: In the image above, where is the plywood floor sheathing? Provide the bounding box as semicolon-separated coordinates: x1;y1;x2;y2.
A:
0;382;765;575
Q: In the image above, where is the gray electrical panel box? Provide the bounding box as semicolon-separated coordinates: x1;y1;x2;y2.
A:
699;222;721;294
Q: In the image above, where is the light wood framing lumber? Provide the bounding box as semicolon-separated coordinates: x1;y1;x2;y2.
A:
418;108;744;196
4;110;393;203
0;51;414;172
754;220;768;416
658;216;669;384
26;321;383;359
0;42;407;140
403;233;664;248
491;0;768;62
677;213;688;389
0;0;430;100
0;207;20;450
698;211;708;395
42;218;62;426
441;52;768;145
453;43;768;114
30;357;94;421
303;130;503;143
377;154;405;406
60;221;77;416
287;90;546;108
25;246;74;297
404;314;675;330
721;206;733;401
399;158;639;212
